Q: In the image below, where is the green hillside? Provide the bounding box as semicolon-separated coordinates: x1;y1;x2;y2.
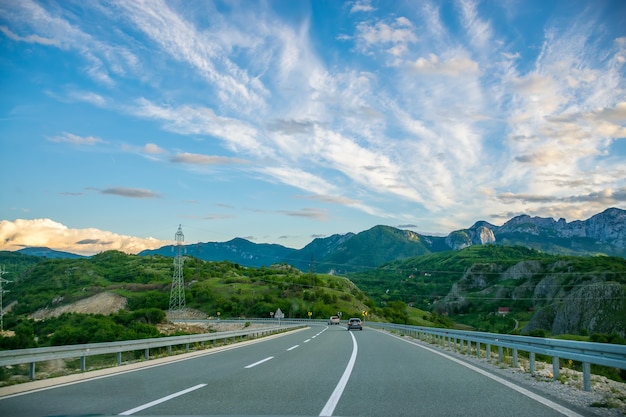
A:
348;245;626;337
316;225;435;273
348;245;551;305
0;250;442;349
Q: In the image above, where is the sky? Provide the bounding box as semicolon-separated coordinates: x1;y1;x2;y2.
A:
1;0;625;256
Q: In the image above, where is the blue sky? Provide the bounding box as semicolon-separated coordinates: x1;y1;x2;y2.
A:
1;0;625;255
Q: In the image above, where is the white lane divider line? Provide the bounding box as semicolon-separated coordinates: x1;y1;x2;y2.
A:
304;338;311;343
118;383;206;415
244;356;274;369
287;345;300;351
319;331;358;417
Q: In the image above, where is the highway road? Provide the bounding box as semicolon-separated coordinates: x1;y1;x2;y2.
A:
0;324;587;417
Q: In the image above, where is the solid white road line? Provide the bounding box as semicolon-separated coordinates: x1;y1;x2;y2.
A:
244;356;274;369
389;332;584;417
287;345;300;351
319;331;358;417
118;383;207;415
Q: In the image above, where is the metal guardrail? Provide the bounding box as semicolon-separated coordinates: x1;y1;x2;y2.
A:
0;324;302;380
366;322;626;391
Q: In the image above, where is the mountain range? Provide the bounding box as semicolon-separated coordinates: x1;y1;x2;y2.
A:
139;207;626;273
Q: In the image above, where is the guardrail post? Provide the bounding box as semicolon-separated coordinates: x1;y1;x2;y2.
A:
512;348;518;367
185;343;190;351
529;352;535;374
459;339;464;353
80;356;86;372
552;357;560;380
486;344;491;360
498;346;503;363
476;342;481;358
145;348;150;360
29;362;35;380
167;345;172;355
117;352;122;366
582;362;591;391
467;340;472;356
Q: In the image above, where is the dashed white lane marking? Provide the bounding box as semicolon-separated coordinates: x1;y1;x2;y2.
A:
118;383;207;415
304;339;311;343
287;345;299;351
244;356;274;369
319;331;358;416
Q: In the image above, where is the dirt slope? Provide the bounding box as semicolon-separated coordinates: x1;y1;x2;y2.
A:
30;292;127;319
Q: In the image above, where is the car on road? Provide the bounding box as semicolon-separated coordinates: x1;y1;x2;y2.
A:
347;317;362;331
328;315;340;325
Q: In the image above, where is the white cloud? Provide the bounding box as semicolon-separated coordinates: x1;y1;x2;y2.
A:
409;53;480;76
143;143;167;155
350;0;375;14
354;16;417;59
0;219;170;255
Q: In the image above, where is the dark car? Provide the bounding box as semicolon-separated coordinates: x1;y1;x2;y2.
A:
347;317;362;331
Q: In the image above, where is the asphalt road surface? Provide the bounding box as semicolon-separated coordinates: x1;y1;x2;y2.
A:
0;325;588;417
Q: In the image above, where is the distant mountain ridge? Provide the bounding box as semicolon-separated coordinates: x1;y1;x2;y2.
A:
139;207;626;272
16;247;87;259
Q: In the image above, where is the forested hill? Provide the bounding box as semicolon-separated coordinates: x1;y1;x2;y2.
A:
348;246;626;337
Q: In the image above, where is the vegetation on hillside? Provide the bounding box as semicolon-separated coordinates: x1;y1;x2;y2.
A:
348;245;626;336
0;250;436;349
348;245;551;307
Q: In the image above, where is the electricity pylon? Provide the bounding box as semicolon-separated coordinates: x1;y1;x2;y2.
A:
168;225;186;321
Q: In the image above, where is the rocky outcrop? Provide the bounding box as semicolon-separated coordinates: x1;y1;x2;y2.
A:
496;207;626;247
524;282;626;337
442;207;626;256
445;226;496;250
438;258;626;337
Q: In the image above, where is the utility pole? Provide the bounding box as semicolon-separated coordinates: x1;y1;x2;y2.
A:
168;225;186;321
0;266;10;332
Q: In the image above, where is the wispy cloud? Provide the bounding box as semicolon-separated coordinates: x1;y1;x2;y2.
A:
131;99;268;156
170;152;248;165
278;208;329;221
100;187;159;199
0;0;139;85
115;0;268;113
48;132;106;146
0;25;57;45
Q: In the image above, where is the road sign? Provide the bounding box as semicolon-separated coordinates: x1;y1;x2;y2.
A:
274;308;284;319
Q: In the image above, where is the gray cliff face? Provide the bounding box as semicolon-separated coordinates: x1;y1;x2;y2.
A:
443;207;626;253
524;282;626;337
498;208;625;246
444;226;496;250
438;258;626;337
584;208;626;247
445;231;472;250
